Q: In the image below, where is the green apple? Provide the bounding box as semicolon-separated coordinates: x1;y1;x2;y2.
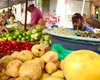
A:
42;30;47;35
39;37;44;43
44;35;50;40
44;40;50;46
35;25;43;32
49;40;51;45
32;33;42;40
32;29;38;34
31;34;34;38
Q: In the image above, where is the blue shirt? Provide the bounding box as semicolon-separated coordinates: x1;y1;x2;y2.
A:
83;24;94;32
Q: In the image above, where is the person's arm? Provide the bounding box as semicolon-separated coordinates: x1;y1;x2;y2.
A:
85;16;100;29
90;0;100;7
0;26;9;34
30;13;39;27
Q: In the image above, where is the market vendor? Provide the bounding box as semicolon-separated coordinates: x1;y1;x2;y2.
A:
72;13;94;32
27;4;43;27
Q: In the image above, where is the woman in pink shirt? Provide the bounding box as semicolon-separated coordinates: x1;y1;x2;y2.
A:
28;4;43;27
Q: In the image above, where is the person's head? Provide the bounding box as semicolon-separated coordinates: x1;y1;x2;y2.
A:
72;13;84;30
28;4;34;12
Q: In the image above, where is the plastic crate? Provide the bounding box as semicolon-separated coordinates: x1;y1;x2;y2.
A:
45;29;100;53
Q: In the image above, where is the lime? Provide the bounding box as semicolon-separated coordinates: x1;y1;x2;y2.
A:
6;34;10;38
21;37;26;41
25;35;30;40
22;33;26;37
17;38;20;41
18;35;22;38
15;31;20;35
4;37;7;40
8;36;13;40
13;35;17;39
30;38;35;42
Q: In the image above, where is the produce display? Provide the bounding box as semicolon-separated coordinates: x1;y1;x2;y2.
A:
0;24;51;46
49;27;100;38
50;28;73;36
0;44;64;80
0;40;35;55
0;44;100;80
75;30;100;38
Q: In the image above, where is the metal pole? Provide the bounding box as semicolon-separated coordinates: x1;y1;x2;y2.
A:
7;0;9;19
81;0;85;15
7;0;9;8
24;0;28;31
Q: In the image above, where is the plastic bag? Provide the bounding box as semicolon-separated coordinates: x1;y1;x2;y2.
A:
52;44;73;61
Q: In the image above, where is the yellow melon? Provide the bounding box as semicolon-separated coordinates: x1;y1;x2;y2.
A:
63;50;100;80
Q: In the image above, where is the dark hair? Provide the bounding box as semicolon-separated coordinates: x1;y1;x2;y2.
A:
29;4;34;8
72;13;83;23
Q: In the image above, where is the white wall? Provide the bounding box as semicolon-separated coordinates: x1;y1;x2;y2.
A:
50;0;57;15
55;0;90;28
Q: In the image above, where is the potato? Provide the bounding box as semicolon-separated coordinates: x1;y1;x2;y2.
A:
17;50;34;62
11;51;19;59
51;70;64;78
41;51;58;63
45;62;57;74
0;55;14;68
19;60;42;80
44;76;64;80
6;60;22;77
40;73;50;80
0;75;9;80
15;77;29;80
33;58;44;69
0;69;6;78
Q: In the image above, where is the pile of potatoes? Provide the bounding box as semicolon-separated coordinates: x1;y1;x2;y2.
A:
0;44;66;80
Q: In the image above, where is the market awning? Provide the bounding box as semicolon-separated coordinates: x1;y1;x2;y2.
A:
0;0;33;9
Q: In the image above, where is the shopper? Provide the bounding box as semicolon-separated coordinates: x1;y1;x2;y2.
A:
72;13;94;32
28;4;43;27
5;9;15;20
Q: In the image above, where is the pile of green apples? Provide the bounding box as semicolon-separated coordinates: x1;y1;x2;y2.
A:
0;25;51;46
31;25;51;46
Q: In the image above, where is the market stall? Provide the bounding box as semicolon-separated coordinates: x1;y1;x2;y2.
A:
0;0;100;80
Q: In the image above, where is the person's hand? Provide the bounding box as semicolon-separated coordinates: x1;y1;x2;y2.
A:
90;0;95;2
0;26;9;34
90;0;100;7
